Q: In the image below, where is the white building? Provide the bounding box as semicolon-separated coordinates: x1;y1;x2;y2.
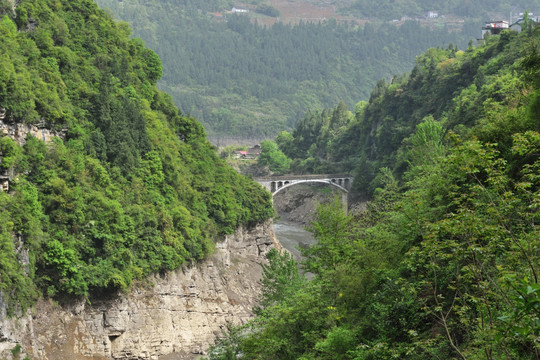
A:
487;20;509;29
482;20;509;37
232;7;248;13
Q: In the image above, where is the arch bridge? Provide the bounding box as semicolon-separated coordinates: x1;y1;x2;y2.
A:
254;174;353;209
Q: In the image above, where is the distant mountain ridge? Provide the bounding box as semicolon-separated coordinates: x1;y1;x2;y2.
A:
95;0;480;140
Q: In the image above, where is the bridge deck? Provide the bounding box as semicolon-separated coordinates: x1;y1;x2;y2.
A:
254;174;352;181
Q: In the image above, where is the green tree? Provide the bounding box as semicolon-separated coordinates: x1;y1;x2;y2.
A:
254;248;306;314
0;1;12;15
275;131;295;158
302;197;353;275
258;140;291;175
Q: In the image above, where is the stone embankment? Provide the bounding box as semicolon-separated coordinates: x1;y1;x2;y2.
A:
0;220;280;360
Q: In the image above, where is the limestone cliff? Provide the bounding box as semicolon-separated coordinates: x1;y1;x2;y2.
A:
0;220;280;360
0;118;66;145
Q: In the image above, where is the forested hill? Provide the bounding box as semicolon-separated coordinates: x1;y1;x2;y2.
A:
0;0;273;311
277;22;540;196
94;0;478;139
207;23;540;359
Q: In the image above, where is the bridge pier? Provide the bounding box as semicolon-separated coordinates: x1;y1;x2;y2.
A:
342;190;348;215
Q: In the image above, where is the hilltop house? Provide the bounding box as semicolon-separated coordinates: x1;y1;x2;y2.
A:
482;20;509;36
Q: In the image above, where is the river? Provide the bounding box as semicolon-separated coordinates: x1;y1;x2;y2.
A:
273;221;316;260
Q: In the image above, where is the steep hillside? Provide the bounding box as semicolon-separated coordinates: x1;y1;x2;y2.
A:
1;220;279;359
0;0;273;312
278;23;540;195
207;23;540;360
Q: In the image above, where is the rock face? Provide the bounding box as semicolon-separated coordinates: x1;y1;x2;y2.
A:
0;118;65;145
0;220;280;360
273;183;341;225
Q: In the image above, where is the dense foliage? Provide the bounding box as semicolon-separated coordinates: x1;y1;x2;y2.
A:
207;24;540;359
94;0;478;138
258;140;291;175
278;20;540;196
0;0;273;310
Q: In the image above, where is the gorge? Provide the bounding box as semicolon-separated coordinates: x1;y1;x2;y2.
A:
1;0;539;358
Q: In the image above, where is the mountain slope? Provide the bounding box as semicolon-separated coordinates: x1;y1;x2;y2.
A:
0;0;273;311
279;23;540;195
94;0;478;139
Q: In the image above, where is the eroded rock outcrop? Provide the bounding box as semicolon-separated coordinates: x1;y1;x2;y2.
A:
273;183;341;225
0;220;280;360
0;118;66;146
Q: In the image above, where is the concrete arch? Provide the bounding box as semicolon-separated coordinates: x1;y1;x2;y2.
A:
255;175;353;214
272;179;349;197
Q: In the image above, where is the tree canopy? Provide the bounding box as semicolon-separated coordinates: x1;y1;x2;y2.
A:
207;24;540;360
0;0;273;310
94;0;479;138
